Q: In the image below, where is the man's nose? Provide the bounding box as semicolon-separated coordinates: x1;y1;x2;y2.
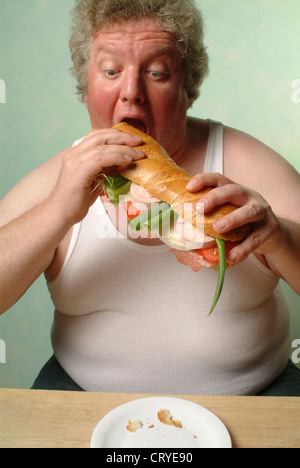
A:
120;72;146;105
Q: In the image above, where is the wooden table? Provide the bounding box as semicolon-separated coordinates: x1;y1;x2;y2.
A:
0;389;299;448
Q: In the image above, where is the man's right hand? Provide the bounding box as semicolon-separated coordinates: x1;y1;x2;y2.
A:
0;127;144;313
49;127;145;226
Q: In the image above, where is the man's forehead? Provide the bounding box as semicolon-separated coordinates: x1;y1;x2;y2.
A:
92;19;179;55
94;43;178;60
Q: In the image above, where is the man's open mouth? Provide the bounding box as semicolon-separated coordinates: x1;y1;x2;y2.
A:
122;118;148;135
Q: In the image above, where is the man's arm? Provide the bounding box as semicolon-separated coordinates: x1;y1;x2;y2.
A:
0;150;68;314
0;197;70;314
187;127;300;294
0;129;145;314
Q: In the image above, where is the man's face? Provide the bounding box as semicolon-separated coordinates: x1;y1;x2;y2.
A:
85;19;189;156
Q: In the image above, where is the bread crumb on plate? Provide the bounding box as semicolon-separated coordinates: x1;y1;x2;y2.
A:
126;420;143;433
157;409;183;428
125;409;183;433
172;419;183;428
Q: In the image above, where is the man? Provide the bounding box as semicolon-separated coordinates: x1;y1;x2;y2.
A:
1;0;300;395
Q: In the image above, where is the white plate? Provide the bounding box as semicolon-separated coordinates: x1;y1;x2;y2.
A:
90;397;231;448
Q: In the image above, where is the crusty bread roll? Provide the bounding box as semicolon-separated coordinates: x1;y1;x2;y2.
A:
114;122;250;241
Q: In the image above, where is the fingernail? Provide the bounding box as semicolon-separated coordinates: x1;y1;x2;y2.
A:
228;252;237;263
134;148;144;155
214;219;228;232
186;180;196;190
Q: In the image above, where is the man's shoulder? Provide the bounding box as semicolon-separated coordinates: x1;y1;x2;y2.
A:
0;148;69;227
223;125;294;179
223;125;300;219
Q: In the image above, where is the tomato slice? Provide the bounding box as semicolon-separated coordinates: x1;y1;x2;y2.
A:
196;241;239;264
123;201;142;220
196;244;219;264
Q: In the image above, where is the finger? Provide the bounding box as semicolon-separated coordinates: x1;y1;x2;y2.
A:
186;172;230;192
197;184;253;215
80;128;144;148
82;146;145;177
212;200;267;234
227;224;272;264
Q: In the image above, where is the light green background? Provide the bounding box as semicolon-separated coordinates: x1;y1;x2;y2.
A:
0;0;299;388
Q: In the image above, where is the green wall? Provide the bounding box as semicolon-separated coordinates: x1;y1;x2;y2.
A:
0;0;299;389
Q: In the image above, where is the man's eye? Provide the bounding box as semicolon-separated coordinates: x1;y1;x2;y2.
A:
148;71;170;81
105;70;118;77
150;71;162;78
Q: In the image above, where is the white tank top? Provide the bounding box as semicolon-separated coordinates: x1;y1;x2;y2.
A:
48;121;291;395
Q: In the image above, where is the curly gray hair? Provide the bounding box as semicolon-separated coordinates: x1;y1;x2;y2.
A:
69;0;209;108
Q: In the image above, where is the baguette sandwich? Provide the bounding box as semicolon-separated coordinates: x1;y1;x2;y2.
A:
101;122;250;313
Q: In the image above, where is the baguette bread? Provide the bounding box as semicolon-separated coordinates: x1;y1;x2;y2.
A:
114;122;250;242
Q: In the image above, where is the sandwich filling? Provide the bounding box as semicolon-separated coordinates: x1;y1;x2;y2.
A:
102;173;234;314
